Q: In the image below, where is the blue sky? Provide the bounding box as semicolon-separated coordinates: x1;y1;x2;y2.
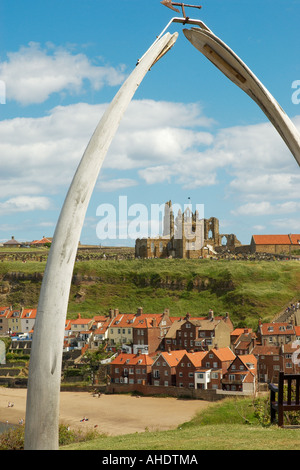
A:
0;0;300;247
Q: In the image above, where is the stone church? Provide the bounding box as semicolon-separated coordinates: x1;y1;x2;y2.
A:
135;200;241;259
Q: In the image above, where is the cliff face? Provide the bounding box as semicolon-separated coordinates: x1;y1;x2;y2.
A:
0;270;235;308
0;272;43;306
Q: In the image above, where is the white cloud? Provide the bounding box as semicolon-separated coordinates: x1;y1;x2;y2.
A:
1;96;299;220
0;100;214;198
97;178;138;192
0;196;51;215
232;201;300;217
271;218;300;232
0;42;126;105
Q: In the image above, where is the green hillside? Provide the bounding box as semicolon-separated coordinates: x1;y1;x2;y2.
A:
61;396;300;451
0;258;299;329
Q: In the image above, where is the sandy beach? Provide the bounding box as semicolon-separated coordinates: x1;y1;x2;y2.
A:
0;387;211;436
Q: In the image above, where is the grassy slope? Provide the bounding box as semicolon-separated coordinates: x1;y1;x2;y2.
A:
68;258;300;328
0;258;299;328
61;397;300;450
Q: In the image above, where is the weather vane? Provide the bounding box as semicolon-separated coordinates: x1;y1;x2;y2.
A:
161;1;202;19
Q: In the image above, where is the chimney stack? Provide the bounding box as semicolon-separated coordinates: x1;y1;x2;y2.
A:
137;307;143;316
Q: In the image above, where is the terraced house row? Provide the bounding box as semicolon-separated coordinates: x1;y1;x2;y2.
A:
108;347;259;393
1;305;300;386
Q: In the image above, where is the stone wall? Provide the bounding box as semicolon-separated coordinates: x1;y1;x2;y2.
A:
106;383;228;401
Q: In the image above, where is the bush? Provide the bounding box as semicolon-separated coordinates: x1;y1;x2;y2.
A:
0;426;24;450
0;424;101;450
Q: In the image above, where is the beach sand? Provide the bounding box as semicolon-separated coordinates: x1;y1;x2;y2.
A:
0;387;211;436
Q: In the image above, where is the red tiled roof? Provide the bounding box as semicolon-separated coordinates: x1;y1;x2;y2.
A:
260;322;295;336
159;350;187;367
185;351;206;367
71;317;93;325
0;307;9;316
289;234;300;245
252;345;280;355
231;328;253;336
207;347;236;362
252;234;300;245
20;308;37;319
110;353;153;366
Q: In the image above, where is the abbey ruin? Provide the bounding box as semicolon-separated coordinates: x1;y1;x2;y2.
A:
135;200;242;259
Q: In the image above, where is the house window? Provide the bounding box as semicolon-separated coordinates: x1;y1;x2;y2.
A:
212;372;218;379
164;381;169;387
229;374;235;380
179;372;183;377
